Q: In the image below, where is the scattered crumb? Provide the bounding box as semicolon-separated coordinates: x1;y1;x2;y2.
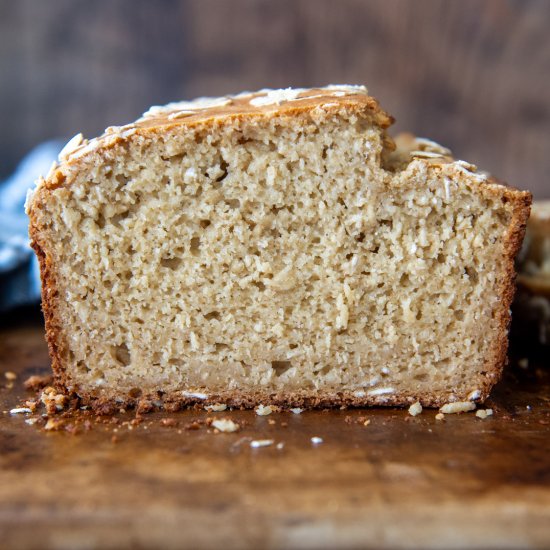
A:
40;387;68;414
290;408;303;414
268;418;276;425
256;405;275;416
475;409;494;419
136;399;155;415
111;435;119;444
526;405;532;411
24;399;39;412
23;374;53;391
408;402;423;417
185;420;202;431
160;418;177;427
205;403;227;412
344;415;370;425
518;358;529;369
276;442;285;450
163;402;180;413
440;401;476;414
25;418;39;425
44;418;64;431
212;418;240;433
311;436;323;445
9;407;32;415
280;421;288;428
435;413;445;421
4;371;17;381
250;439;274;448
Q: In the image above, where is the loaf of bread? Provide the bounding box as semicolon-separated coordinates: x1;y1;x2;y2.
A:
27;85;531;410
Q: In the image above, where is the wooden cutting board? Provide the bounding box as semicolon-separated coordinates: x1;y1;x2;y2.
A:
1;318;549;549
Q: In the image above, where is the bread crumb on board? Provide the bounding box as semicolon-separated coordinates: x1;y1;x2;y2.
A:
23;374;53;391
256;405;277;416
408;402;423;416
212;418;240;433
40;387;68;414
475;408;494;419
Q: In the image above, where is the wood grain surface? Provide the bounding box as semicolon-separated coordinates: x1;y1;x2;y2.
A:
1;0;549;197
1;318;549;549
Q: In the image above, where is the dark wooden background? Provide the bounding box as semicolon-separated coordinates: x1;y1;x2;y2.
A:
1;0;549;197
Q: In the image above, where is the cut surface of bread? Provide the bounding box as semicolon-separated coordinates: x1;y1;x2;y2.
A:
27;85;531;409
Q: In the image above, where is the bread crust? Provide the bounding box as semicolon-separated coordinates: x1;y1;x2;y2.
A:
27;86;531;410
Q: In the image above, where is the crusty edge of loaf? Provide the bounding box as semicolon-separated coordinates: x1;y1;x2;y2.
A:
475;184;532;401
29;210;67;398
28;103;532;410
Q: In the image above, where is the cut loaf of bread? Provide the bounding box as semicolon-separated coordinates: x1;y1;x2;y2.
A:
27;85;531;410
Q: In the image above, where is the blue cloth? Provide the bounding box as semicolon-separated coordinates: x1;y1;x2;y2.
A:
0;141;64;311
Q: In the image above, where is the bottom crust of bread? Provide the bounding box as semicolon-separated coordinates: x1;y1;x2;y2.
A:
63;384;493;415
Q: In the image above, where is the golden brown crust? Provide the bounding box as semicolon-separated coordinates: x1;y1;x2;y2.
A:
29;210;66;393
54;387;491;416
477;187;531;398
27;85;532;410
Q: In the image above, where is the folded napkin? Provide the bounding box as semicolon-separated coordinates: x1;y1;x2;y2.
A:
0;141;64;311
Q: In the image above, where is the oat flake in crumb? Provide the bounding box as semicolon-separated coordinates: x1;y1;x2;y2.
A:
256;405;274;416
182;391;208;400
440;401;476;414
9;408;32;415
290;408;303;414
205;404;227;412
408;402;423;416
249;88;305;107
250;439;274;448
